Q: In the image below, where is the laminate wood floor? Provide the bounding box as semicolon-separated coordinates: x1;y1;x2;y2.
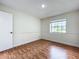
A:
0;39;79;59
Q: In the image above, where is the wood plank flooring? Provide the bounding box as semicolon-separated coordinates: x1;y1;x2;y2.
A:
0;39;79;59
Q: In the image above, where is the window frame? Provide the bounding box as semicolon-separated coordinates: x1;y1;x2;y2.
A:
50;19;66;33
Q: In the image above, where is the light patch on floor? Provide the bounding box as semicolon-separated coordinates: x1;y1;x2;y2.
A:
50;46;68;59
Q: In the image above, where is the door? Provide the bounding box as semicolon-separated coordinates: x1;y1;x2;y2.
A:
0;11;13;51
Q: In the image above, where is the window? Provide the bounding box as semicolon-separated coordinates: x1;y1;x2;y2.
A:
50;19;66;33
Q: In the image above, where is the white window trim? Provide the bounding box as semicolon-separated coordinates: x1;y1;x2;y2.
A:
50;19;67;33
50;19;66;23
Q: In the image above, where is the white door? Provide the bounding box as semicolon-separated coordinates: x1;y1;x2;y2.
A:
0;11;13;52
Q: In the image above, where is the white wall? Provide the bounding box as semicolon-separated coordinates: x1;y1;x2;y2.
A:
41;11;79;47
0;4;40;47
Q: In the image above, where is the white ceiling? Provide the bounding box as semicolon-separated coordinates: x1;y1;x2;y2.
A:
0;0;79;18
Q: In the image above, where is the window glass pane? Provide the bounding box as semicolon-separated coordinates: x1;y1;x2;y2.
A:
58;22;62;26
55;27;57;32
58;26;62;32
62;21;66;26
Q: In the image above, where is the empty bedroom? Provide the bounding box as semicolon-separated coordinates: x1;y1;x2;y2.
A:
0;0;79;59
